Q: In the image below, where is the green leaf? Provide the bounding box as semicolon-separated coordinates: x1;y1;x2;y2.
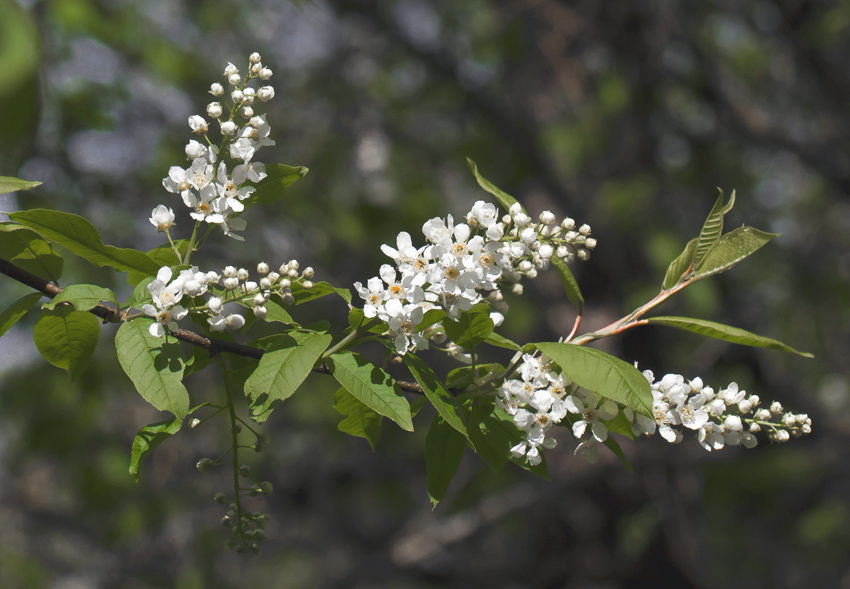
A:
483;331;522;351
662;238;697;290
646;316;813;358
0;224;64;282
33;306;99;378
551;256;584;311
426;415;467;507
333;387;383;450
602;436;632;472
443;303;494;349
289;280;352;305
116;319;189;420
129;403;208;482
402;353;467;436
328;351;413;431
8;209;160;275
466;158;523;213
122;276;154;309
604;410;638;440
42;284;117;312
693;226;778;280
534;342;653;417
0;292;42;338
465;402;510;469
244;331;332;423
0;176;41;194
250;164;309;205
693;189;735;269
127;241;188;286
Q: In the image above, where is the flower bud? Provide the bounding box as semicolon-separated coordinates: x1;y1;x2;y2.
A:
577;249;590;261
249;52;262;63
770;401;783;414
228;73;241;86
302;266;315;279
538;244;554;259
287;269;299;279
302;280;314;290
196;458;213;472
214;493;226;504
244;280;258;292
185;139;207;160
254;305;267;319
260;67;273;80
253;293;266;306
236;268;250;280
207;102;223;118
239;465;251;477
585;237;597;250
240;105;254;119
260;277;272;290
282;292;295;305
210;82;224;96
258;86;275;101
783;413;797;427
579;224;591;236
224;277;239;290
260;481;273;495
511;283;524;295
561;217;575;230
227;314;246;330
538;210;556;225
220;120;237;135
188;115;208;134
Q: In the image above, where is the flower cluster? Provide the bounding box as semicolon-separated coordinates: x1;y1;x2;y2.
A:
496;355;814;466
645;370;812;449
355;201;595;355
152;52;276;241
141;260;315;337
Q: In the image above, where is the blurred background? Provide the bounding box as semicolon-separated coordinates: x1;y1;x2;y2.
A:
1;0;849;587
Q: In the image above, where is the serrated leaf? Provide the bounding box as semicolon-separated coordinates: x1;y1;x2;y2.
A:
127;241;188;286
0;224;63;282
443;303;494;349
0;176;41;194
551;256;584;311
693;189;736;269
426;415;467;507
33;306;99;378
403;353;467;436
328;351;413;431
42;284;117;312
8;209;159;275
534;342;653;417
0;292;42;338
647;316;813;358
333;387;383;450
129;403;208;482
116;319;189;419
250;164;309;205
466;158;523;213
244;331;332;423
693;226;778;280
662;238;698;290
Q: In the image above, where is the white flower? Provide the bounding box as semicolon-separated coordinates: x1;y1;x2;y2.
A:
188;115;208;134
149;205;175;232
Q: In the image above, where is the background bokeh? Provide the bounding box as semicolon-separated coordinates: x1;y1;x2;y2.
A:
1;0;849;587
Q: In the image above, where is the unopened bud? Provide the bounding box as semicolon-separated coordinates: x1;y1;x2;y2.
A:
196;458;213;472
190;418;201;429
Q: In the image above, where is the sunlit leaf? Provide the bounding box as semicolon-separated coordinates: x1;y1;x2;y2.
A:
328;351;413;431
0;176;41;194
693;226;778;280
244;331;332;423
0;224;63;282
116;319;189;420
129;403;208;482
9;209;160;275
42;284;117;312
250;164;309;205
647;316;813;357
662;237;697;290
443;303;494;350
534;342;653;417
693;189;735;269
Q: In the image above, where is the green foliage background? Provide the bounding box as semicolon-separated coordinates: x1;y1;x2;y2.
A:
1;0;848;586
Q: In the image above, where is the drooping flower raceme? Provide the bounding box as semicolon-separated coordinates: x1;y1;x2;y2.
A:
496;354;814;467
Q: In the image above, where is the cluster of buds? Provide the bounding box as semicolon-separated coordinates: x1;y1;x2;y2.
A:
141;260;316;337
750;401;812;442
